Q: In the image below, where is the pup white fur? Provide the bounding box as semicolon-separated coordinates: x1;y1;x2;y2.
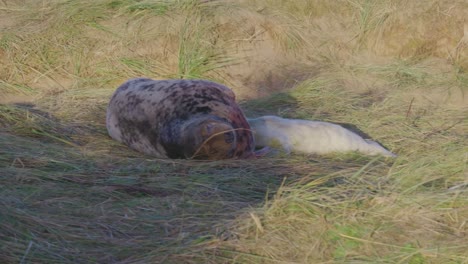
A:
247;116;396;157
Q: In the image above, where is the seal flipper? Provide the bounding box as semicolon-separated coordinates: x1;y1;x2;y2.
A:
364;139;397;157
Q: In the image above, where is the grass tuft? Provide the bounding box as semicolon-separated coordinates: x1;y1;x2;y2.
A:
176;12;238;80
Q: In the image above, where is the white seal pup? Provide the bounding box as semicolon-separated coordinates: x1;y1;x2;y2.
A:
247;115;396;157
106;78;255;160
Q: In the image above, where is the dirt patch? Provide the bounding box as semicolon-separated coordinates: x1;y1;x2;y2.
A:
0;12;17;30
0;94;37;104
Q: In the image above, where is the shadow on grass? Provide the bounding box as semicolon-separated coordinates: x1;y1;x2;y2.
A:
241;91;300;117
0;102;390;263
0;103;305;263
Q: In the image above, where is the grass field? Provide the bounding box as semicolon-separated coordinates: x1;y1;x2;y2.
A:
1;0;467;263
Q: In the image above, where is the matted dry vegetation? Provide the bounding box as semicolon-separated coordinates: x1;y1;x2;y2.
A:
1;0;467;263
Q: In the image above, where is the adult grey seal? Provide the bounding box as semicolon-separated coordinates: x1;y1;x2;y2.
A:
106;78;255;160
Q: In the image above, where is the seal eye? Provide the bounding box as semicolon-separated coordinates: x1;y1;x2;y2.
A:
205;123;215;134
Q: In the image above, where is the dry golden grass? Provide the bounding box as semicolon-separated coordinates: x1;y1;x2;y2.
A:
1;0;467;263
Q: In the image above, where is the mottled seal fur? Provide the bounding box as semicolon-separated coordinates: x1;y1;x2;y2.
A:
247;115;396;157
106;78;255;159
